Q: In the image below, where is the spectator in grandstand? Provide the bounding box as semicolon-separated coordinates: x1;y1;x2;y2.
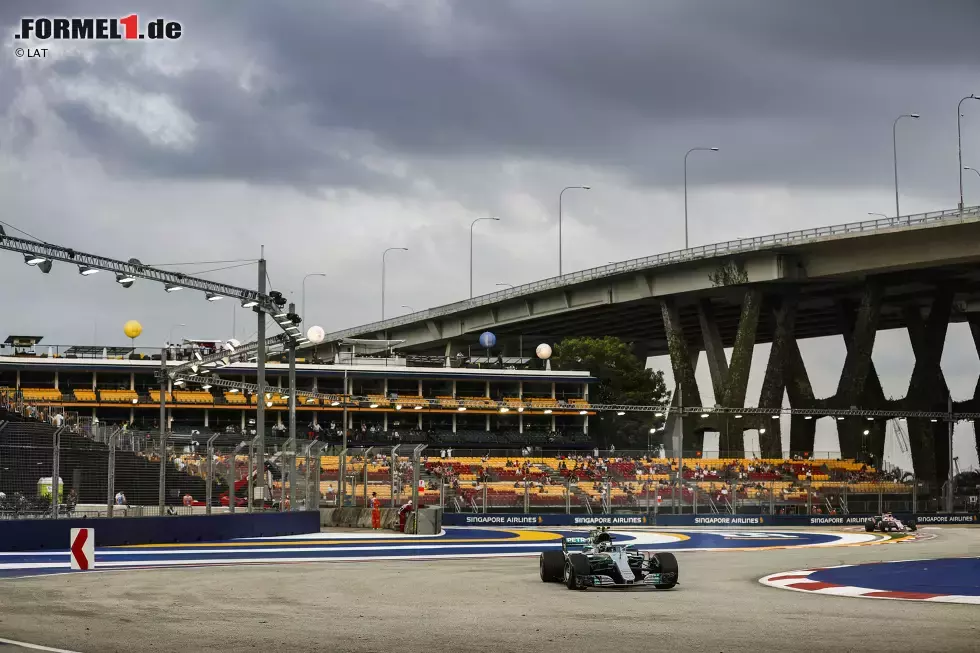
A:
114;490;127;506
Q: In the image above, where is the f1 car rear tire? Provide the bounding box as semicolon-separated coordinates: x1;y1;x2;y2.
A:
540;551;564;583
651;552;678;589
908;522;917;532
865;522;874;532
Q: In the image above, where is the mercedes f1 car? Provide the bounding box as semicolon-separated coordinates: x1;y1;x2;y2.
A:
539;527;678;590
865;513;917;533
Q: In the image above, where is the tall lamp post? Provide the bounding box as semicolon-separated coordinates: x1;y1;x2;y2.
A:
958;94;979;211
469;217;500;298
168;323;185;347
400;304;415;314
559;186;590;276
867;212;888;219
684;147;719;249
893;113;920;219
495;282;513;289
965;166;980;203
301;273;326;328
381;247;408;321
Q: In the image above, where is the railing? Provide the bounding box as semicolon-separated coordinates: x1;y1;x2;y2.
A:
323;205;980;342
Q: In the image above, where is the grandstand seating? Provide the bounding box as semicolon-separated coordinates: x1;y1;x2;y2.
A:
224;391;247;404
72;389;97;402
172;390;213;405
19;388;62;402
0;419;219;505
100;389;139;403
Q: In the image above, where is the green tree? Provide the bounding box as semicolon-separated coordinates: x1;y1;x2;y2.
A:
552;336;668;449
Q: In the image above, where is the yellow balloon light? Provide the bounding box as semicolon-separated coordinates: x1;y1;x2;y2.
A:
123;320;143;339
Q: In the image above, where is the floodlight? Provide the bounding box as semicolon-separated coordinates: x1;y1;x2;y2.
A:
165;284;183;292
414;405;423;410
24;254;47;266
241;299;259;308
78;265;98;276
115;273;135;287
206;292;222;302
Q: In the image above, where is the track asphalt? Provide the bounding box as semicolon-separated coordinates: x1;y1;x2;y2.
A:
0;526;975;652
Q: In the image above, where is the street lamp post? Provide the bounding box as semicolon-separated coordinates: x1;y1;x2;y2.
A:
558;186;590;276
168;323;185;346
400;304;415;314
958;95;979;211
684;147;719;249
381;247;408;321
469;217;500;298
301;273;326;328
965;167;980;204
893;113;920;219
867;212;889;219
495;282;513;289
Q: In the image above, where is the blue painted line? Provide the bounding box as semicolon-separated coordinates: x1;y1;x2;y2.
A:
810;558;980;596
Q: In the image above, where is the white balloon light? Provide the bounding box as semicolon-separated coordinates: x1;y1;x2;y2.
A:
223;338;241;353
307;325;326;344
535;343;552;360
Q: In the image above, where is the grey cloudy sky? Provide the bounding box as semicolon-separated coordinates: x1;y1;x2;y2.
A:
1;0;979;464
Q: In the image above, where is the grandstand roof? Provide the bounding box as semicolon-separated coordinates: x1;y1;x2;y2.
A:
0;354;596;383
63;345;135;357
3;335;43;346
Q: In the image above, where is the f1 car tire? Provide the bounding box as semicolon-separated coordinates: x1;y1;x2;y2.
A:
540;551;564;583
865;522;874;533
564;554;589;590
651;552;678;589
908;522;917;532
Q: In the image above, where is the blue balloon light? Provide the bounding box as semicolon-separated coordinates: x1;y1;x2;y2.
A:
478;331;497;348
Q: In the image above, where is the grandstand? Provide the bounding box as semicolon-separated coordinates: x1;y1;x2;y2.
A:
0;336;603;451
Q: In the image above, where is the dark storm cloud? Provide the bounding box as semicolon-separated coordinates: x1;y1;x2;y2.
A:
4;0;980;195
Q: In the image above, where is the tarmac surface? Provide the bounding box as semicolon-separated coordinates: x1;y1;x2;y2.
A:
0;526;976;653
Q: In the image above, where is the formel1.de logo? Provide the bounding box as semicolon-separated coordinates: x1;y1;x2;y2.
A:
15;15;182;41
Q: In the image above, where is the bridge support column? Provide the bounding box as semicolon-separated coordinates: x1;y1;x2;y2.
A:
903;289;954;484
833;283;885;460
758;293;798;458
971;319;980;467
697;290;761;454
784;339;817;457
661;299;703;451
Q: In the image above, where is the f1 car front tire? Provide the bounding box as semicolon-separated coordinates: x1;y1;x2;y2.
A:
865;521;874;533
564;554;589;591
540;551;564;583
650;552;678;589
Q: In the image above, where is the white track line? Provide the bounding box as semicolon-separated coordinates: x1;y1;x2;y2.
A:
0;636;83;652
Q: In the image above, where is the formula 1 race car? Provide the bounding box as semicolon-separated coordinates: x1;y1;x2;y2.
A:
865;513;917;533
539;527;678;590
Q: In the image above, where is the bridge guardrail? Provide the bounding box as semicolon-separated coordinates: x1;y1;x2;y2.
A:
322;205;980;342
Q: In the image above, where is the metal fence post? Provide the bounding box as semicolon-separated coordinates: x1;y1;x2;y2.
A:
912;474;917;514
248;433;261;513
158;348;167;516
482;483;488;513
567;477;573;514
50;426;61;519
878;485;883;514
693;482;698;515
106;430;118;518
390;445;401;509
337;447;347;507
361;447;375;507
806;481;812;515
205;434;219;516
411;444;427;532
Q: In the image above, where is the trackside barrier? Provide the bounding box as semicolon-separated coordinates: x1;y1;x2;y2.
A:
442;513;979;527
0;510;321;552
